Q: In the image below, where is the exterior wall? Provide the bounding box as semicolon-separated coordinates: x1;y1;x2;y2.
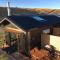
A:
0;27;5;39
30;28;41;37
30;28;42;49
0;27;5;47
4;24;25;33
53;27;60;36
0;23;26;49
5;24;17;29
41;33;50;48
41;33;60;51
50;35;60;51
30;27;50;49
0;23;25;41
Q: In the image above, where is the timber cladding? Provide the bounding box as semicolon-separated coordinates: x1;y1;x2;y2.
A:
30;28;42;49
41;33;50;48
53;28;60;36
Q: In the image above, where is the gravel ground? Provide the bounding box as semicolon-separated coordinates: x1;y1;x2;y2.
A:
0;49;30;60
30;48;60;60
10;52;30;60
0;48;60;60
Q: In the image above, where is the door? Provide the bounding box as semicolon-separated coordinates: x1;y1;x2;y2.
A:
31;33;41;49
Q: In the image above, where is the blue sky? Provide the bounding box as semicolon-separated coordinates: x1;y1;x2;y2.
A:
0;0;60;9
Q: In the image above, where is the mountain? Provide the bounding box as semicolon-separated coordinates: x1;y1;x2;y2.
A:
30;8;60;15
0;7;60;20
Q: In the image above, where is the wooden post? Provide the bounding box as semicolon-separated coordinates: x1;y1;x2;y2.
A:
25;31;30;56
50;27;53;34
16;33;20;56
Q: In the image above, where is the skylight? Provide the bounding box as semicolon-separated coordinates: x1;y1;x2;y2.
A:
32;16;46;22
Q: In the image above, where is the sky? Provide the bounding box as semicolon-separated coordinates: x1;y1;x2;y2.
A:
0;0;60;9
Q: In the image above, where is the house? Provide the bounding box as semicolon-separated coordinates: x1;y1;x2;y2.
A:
0;15;60;55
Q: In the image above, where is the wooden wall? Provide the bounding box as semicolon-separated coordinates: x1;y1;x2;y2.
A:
41;33;60;51
41;33;50;48
29;27;50;49
53;27;60;36
30;28;41;49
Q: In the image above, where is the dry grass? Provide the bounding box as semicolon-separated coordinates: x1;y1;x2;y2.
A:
30;48;60;60
30;48;50;60
0;7;60;21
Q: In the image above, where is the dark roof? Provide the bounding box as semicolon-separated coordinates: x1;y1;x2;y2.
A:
39;15;60;26
7;15;47;31
1;15;60;31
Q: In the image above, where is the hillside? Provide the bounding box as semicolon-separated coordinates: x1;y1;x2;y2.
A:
30;8;60;15
0;7;35;20
0;7;60;20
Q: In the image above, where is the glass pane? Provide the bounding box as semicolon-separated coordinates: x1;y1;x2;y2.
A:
32;16;46;22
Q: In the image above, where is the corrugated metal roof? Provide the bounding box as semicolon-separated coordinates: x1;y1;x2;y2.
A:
1;15;60;31
39;15;60;26
7;15;47;31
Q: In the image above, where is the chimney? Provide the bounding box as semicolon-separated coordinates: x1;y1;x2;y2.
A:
7;2;11;16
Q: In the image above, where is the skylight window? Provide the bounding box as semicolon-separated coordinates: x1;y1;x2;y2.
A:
32;16;46;22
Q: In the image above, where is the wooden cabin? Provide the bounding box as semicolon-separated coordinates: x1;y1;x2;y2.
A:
0;15;60;55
